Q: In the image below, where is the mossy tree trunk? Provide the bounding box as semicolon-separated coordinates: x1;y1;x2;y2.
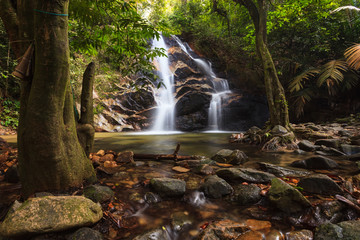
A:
236;0;290;129
0;0;95;197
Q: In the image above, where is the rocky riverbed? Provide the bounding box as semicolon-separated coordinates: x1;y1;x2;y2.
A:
0;118;360;240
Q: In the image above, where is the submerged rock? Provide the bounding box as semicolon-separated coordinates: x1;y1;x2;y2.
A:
298;174;343;195
286;229;313;240
268;178;311;214
216;168;275;183
200;175;233;198
150;177;186;197
291;155;339;170
133;228;171;240
341;144;360;155
0;196;103;238
211;149;248;165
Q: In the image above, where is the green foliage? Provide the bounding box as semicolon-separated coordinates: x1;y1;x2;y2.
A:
0;98;19;129
69;0;165;86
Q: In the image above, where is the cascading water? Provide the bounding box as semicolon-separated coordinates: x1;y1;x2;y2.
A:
173;36;231;131
151;36;176;132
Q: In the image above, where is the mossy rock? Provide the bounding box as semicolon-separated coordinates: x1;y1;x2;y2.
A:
0;196;103;238
83;185;114;203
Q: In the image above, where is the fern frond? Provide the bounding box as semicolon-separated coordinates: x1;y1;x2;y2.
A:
345;44;360;70
317;60;348;87
289;68;319;93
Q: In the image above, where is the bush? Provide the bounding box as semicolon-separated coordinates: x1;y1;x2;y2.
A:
0;98;20;130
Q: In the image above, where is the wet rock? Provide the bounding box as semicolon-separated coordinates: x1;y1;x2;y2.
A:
341;144;360;155
171;211;193;232
266;229;285;240
315;147;346;156
308;125;321;131
0;196;103;238
347;153;360;161
337;220;360;239
200;175;233;198
298;174;343;195
196;219;248;240
268;178;311;214
211;149;248;165
271;125;288;135
144;192;161;204
150;177;186;197
286;229;313;240
83;185;114;203
236;230;263;240
67;227;103;240
258;162;310;177
245;219;271;231
290;156;338;170
116;151;134;163
294;149;306;154
196;164;214;175
314;222;347;240
177;159;213;168
315;139;341;149
100;153;115;162
308;132;332;140
133;228;171;240
96;149;105;157
216;168;275;183
229;184;261;205
298;140;316;152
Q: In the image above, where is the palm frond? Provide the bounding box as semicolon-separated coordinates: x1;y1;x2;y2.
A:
345;44;360;70
317;60;348;87
331;6;360;13
291;88;314;118
289;68;319;93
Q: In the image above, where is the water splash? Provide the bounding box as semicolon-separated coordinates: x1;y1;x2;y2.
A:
151;35;176;132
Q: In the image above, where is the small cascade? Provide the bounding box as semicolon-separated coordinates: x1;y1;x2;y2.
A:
151;35;176;132
173;36;231;131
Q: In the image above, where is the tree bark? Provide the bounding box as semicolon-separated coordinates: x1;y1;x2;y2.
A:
236;0;289;128
0;0;96;197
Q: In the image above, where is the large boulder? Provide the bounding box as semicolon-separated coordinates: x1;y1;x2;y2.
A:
298;174;343;195
150;177;186;197
298;140;316;152
268;178;311;214
0;196;103;238
314;220;360;240
211;149;248;165
291;156;339;170
200;175;233;198
216;168;275;183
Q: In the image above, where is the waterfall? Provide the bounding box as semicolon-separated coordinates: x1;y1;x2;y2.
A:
151;35;176;132
173;36;231;131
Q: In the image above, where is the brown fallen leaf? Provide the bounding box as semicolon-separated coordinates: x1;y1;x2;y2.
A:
172;166;190;173
215;162;233;167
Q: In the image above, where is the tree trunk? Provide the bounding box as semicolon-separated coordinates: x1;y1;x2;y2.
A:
1;0;96;197
237;0;289;128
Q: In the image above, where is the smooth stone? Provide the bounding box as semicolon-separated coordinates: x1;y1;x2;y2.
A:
83;185;114;203
229;184;261;205
144;192;161;204
308;125;321;131
67;227;103;240
314;223;344;240
0;196;103;238
286;229;313;240
133;228;170;240
176;159;213;167
216;168;275;183
200;175;233;198
341;144;360;155
315;139;341;149
211;149;248;165
150;177;186;197
258;162;310;177
298;174;343;195
291;156;339;170
347;153;360;161
298;140;316;152
115;151;134;163
294;149;306;154
196;219;248;240
268;178;311;214
271;125;288;135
